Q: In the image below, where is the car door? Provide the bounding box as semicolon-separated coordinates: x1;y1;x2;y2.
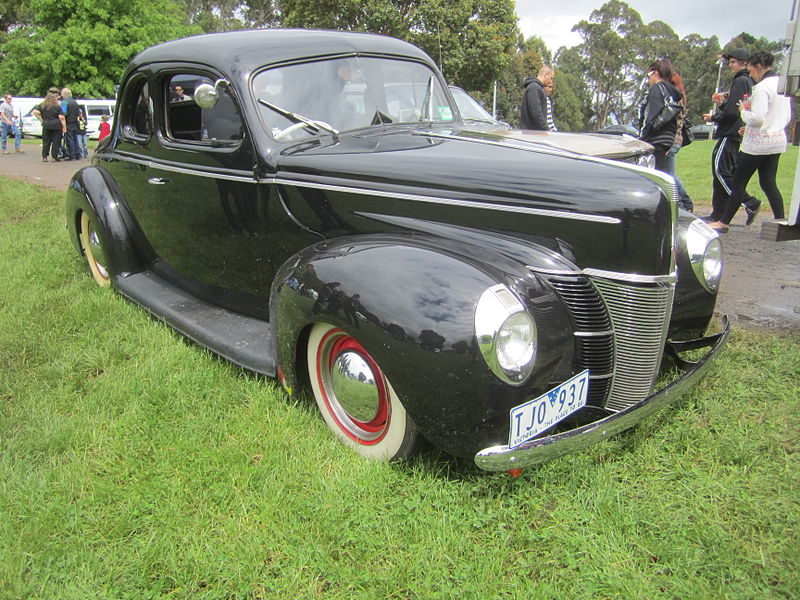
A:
104;66;273;319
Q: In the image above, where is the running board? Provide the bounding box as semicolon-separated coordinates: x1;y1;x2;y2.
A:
116;271;275;376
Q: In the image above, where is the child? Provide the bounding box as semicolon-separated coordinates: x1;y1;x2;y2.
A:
98;114;111;141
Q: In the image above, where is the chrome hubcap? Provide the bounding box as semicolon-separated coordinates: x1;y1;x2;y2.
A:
87;226;109;279
318;330;390;444
331;350;380;422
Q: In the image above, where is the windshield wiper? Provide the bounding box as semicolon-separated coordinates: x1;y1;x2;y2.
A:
257;98;339;140
420;76;434;122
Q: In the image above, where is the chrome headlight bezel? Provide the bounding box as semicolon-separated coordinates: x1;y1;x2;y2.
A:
685;219;723;293
636;153;656;170
475;284;537;386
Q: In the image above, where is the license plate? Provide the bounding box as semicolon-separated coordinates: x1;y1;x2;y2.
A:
509;370;589;448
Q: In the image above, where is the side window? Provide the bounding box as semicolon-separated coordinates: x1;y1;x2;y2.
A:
87;105;112;117
165;74;243;144
121;77;151;139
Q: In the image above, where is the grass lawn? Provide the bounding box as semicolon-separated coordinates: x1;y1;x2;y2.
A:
676;140;798;216
1;170;799;599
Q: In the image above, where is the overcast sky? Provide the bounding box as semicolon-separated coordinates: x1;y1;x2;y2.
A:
516;0;795;54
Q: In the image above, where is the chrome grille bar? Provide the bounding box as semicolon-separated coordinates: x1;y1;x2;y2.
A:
592;278;675;412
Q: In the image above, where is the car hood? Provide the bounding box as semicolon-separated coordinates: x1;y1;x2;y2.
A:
455;125;652;159
273;127;673;276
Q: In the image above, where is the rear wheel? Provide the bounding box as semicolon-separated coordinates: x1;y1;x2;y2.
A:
79;210;111;287
307;323;420;461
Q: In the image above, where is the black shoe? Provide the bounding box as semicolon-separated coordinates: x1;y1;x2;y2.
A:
745;200;761;226
701;215;717;222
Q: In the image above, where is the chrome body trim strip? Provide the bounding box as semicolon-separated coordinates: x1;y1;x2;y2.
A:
473;318;730;471
267;177;622;224
103;152;257;183
583;267;677;285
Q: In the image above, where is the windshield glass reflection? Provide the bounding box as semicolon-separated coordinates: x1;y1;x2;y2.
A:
252;56;454;139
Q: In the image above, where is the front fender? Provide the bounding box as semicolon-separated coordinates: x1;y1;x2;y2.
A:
270;233;575;458
66;166;144;279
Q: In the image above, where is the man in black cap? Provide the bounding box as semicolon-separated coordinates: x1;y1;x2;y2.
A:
702;48;760;225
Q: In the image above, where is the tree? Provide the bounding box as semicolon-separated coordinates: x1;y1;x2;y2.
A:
279;0;519;95
553;46;594;131
572;0;643;129
0;0;201;97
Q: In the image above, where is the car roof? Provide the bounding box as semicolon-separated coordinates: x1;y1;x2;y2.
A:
129;29;433;74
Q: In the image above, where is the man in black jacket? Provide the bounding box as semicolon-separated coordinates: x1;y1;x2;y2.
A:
703;49;760;224
520;67;553;130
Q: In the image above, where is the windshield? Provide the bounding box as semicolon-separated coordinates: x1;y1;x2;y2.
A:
449;87;497;123
252;56;454;139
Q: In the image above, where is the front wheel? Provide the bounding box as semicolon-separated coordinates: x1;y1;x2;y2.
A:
307;323;420;461
78;210;111;287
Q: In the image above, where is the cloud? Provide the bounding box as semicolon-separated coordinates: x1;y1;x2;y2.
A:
516;0;793;52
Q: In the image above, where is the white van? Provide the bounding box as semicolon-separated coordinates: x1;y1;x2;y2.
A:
22;98;115;139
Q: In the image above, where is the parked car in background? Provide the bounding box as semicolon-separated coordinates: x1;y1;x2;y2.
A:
22;98;115;139
689;123;716;139
450;86;655;168
67;29;729;473
599;124;640;137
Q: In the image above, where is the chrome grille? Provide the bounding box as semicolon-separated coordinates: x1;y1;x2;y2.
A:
545;276;613;407
544;273;674;412
592;278;674;412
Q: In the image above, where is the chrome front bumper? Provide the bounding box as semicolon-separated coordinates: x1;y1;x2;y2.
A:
474;317;730;472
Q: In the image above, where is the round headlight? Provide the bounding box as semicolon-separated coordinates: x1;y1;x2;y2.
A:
475;284;538;385
685;220;723;292
496;311;536;372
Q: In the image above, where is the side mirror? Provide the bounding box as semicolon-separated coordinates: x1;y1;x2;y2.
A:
194;79;230;109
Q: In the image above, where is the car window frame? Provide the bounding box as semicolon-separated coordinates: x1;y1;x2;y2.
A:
250;53;455;141
157;67;247;152
118;72;153;144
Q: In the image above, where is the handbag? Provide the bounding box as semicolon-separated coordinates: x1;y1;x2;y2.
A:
681;115;694;147
651;83;682;130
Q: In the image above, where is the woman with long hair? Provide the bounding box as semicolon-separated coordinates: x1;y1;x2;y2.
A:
665;68;694;211
32;87;66;162
709;52;791;231
639;59;682;172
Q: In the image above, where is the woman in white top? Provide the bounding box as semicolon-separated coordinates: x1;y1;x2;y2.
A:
709;51;792;231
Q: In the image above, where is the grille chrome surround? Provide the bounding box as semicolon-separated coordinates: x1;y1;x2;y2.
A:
592;277;675;412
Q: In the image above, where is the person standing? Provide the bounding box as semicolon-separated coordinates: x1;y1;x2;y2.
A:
639;59;682;172
544;82;557;132
703;49;761;224
665;67;694;211
98;114;111;141
60;88;81;160
76;105;89;158
520;66;554;130
32;88;66;162
1;94;24;154
708;52;791;232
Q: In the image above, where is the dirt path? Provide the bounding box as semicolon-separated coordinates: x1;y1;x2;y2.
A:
2;146;798;333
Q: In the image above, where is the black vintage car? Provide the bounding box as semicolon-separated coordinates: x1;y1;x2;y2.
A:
66;29;729;473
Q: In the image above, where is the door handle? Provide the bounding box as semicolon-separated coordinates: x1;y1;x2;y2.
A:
147;177;170;185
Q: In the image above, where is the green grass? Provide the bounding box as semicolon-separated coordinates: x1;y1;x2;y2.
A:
1;177;799;599
676;140;798;216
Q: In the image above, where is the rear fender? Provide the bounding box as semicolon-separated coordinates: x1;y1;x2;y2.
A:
66;166;144;279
